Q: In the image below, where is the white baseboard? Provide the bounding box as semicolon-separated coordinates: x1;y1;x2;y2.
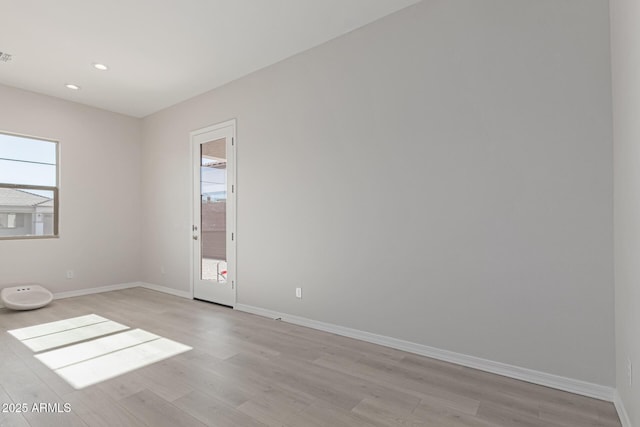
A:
137;282;192;299
613;391;633;427
0;281;191;308
235;304;617;403
0;282;140;308
53;282;140;300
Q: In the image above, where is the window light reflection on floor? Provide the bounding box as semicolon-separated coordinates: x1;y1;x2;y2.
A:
35;328;160;370
19;321;129;352
53;336;191;389
7;314;192;389
8;314;108;340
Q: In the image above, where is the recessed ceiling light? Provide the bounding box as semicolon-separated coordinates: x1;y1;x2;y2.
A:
93;63;108;71
65;84;80;90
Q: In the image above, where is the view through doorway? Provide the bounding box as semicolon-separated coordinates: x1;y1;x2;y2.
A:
192;120;236;307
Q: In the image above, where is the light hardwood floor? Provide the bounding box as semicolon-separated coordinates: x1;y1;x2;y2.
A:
0;288;621;427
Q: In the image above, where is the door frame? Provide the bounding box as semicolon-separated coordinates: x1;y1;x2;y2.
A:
189;119;237;306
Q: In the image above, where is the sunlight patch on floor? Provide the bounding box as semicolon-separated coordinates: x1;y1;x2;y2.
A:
53;337;191;389
8;314;192;389
8;314;108;340
35;328;160;370
18;321;129;352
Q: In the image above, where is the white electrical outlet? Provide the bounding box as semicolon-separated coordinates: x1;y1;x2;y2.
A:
295;287;302;299
66;270;74;279
628;358;633;387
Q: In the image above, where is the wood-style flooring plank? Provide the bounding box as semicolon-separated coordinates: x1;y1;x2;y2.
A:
63;387;147;427
173;390;268;427
0;384;30;427
119;389;207;427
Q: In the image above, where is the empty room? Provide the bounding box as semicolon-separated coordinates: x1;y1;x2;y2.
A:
0;0;638;426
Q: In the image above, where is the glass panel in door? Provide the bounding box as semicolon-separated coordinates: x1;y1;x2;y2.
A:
200;138;227;283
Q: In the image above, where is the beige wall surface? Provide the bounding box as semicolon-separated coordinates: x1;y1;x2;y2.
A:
142;0;614;386
0;84;143;292
611;0;640;423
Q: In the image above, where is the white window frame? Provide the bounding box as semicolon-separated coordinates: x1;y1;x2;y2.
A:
0;131;59;240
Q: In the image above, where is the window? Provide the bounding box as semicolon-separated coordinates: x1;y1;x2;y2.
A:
0;132;58;239
0;213;19;228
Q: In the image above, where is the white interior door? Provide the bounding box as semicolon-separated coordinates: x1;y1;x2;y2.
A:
191;120;236;307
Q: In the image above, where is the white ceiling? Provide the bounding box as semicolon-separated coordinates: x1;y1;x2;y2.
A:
0;0;421;118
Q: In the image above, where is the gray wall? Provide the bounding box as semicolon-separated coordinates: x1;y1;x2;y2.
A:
142;0;614;385
0;84;143;292
611;0;640;423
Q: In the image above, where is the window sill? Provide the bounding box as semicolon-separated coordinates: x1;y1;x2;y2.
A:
0;235;59;241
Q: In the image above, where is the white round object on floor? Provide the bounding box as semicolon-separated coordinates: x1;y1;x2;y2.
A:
1;284;53;310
